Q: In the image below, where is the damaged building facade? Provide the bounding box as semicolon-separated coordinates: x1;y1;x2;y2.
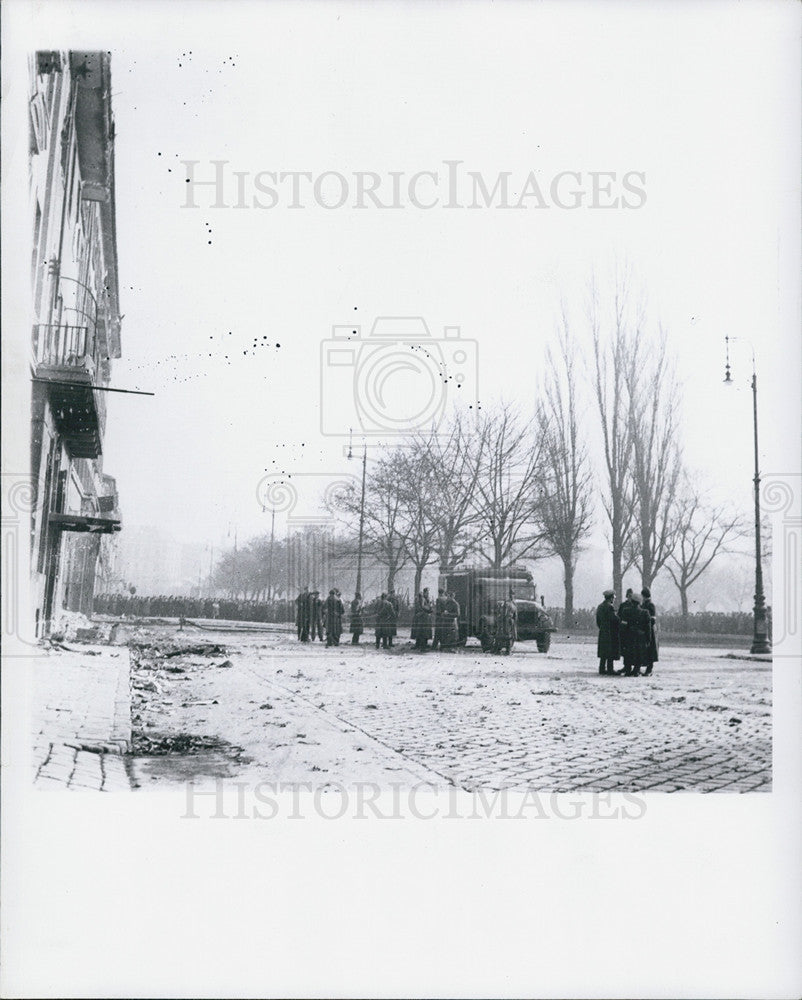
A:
29;51;123;635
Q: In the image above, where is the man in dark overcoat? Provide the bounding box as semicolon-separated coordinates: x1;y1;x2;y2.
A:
595;589;620;675
324;589;344;646
640;587;659;675
617;588;637;675
443;591;461;649
411;588;433;650
309;590;324;642
295;586;310;642
375;593;394;649
431;588;449;650
386;590;400;647
350;592;364;645
630;598;652;676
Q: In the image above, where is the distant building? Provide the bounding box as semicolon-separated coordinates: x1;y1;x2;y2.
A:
29;52;123;633
114;526;208;596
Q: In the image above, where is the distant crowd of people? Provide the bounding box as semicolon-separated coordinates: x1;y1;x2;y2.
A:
93;593;291;622
294;586;463;651
596;587;659;677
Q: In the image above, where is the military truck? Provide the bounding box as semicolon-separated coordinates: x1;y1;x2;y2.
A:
438;566;555;653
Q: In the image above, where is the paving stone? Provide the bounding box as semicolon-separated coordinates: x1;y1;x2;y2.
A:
31;647;133;791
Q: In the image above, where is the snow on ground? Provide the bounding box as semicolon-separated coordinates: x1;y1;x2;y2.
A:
124;623;772;793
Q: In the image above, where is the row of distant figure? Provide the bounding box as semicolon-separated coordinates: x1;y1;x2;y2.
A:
596;587;659;677
295;586;462;650
94;593;296;622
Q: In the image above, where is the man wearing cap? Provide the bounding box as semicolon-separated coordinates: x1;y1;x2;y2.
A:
308;590;324;642
431;588;449;650
618;590;641;675
595;589;620;676
349;592;364;645
295;586;310;642
617;588;635;672
375;592;394;650
324;588;344;647
640;587;659;676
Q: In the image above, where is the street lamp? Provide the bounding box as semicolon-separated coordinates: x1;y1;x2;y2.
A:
347;428;368;595
723;336;771;655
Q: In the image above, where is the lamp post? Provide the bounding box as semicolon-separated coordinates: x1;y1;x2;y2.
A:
348;429;368;595
723;336;771;654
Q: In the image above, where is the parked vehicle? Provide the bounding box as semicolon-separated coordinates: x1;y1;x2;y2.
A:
438;567;555;653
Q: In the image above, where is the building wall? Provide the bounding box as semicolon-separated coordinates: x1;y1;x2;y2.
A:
29;52;123;634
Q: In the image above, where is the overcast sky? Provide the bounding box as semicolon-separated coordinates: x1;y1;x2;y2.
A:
4;0;800;552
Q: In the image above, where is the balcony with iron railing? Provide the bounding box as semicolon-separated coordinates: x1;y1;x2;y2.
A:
33;322;103;458
34;322;96;376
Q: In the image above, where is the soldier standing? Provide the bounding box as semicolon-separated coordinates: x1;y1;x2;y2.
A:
617;588;636;675
640;587;659;676
387;589;400;648
295;586;310;641
494;596;517;654
309;590;324;642
595;589;620;676
431;588;448;650
631;596;652;677
349;592;364;645
324;589;344;647
375;593;394;649
443;591;461;648
411;588;433;650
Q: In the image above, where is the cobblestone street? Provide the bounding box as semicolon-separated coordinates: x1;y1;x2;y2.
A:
31;644;132;791
128;624;772;793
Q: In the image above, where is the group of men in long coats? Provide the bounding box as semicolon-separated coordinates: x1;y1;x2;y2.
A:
410;588;461;651
596;586;659;676
374;592;398;649
295;586;463;651
295;587;346;647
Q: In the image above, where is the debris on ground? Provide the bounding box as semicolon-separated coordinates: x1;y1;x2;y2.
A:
131;731;243;756
130;640;227;659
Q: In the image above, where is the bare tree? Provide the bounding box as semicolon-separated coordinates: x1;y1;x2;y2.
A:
471;404;548;569
331;453;410;592
536;312;594;621
665;478;745;620
248;534;289;600
588;271;638;596
407;412;486;572
626;329;683;588
392;449;440;595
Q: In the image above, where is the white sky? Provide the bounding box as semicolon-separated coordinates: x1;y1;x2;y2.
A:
3;0;800;550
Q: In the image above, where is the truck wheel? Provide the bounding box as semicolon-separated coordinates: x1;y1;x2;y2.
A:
536;633;551;653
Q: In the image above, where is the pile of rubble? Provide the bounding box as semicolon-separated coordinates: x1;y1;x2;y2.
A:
128;637;241;758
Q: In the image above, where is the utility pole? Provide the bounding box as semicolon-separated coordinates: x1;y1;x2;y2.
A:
348;428;368;595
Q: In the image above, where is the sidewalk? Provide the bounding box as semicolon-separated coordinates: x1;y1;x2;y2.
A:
31;643;133;791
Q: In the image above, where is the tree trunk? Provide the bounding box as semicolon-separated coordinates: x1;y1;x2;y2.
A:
562;556;574;624
612;544;623;602
413;565;423;596
680;586;689;623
